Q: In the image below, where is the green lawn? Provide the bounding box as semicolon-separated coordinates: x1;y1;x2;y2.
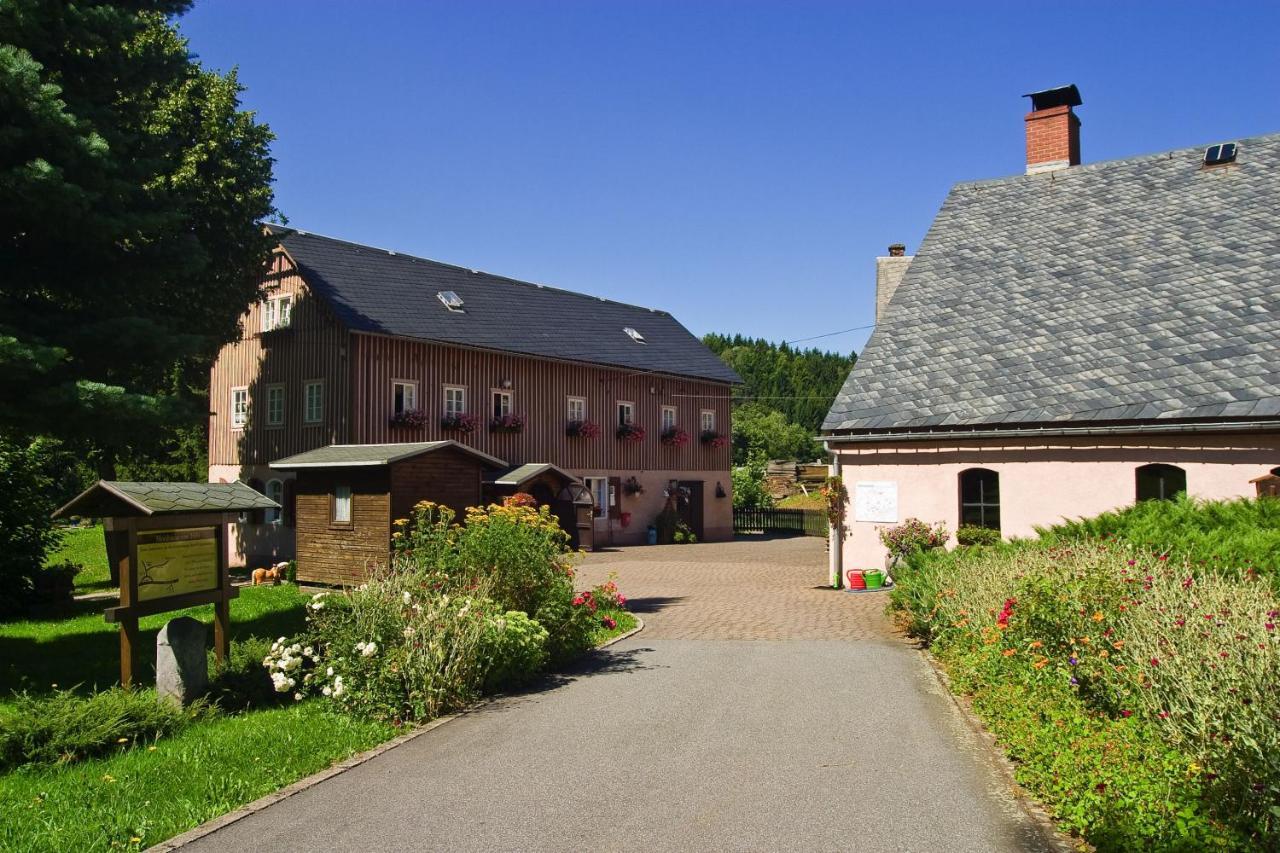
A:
0;585;307;701
47;524;114;594
0;701;393;851
776;492;824;509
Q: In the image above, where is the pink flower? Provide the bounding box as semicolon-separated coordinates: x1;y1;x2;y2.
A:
1150;658;1160;667
1120;710;1133;718
616;594;627;606
1266;623;1275;632
601;616;617;630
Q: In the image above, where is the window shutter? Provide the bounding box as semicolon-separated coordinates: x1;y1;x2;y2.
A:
608;477;622;519
248;478;266;525
283;479;297;527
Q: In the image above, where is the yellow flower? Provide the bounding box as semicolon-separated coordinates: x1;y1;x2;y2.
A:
1032;658;1049;669
1092;612;1105;622
102;774;116;783
1002;649;1016;657
1078;636;1091;644
1188;762;1202;776
1028;640;1043;649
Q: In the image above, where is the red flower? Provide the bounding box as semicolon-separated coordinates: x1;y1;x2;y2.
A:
1150;658;1160;667
1120;710;1133;718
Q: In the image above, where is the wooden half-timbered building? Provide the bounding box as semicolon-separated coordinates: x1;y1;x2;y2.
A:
209;226;740;571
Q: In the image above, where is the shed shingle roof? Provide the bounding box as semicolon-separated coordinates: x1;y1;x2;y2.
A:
824;131;1280;434
271;441;505;469
55;481;278;518
269;227;741;385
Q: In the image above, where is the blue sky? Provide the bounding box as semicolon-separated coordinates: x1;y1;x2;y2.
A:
179;1;1280;354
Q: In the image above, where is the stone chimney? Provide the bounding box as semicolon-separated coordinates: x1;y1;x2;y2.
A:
876;243;912;323
1023;84;1082;174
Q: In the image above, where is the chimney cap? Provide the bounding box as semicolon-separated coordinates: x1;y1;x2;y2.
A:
1023;84;1082;111
887;243;907;257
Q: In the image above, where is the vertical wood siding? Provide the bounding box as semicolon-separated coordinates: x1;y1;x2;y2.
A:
208;252;351;468
294;468;390;586
349;333;733;473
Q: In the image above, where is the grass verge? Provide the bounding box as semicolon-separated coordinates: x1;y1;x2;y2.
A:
47;525;114;595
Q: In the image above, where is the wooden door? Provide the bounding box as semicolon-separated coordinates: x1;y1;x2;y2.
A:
678;480;705;541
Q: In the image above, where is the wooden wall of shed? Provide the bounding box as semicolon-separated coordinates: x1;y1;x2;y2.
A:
389;448;485;525
294;468;390;586
350;334;733;473
208;251;352;469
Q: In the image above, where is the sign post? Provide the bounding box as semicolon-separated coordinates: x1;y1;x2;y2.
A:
53;481;277;690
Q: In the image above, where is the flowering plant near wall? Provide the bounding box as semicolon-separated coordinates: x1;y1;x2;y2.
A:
660;427;690;447
819;475;847;530
440;413;479;433
700;430;728;448
879;518;949;559
616;422;646;442
388;408;429;429
566;419;600;438
490;413;526;433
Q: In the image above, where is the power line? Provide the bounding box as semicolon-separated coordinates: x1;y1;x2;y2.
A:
783;323;875;345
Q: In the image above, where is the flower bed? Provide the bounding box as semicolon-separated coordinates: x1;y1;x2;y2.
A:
388;409;429;430
440;413;479;434
890;499;1280;850
490;413;526;433
660;427;690;447
616;423;646;443
699;430;728;448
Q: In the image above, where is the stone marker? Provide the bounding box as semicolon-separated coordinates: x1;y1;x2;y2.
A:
157;616;208;705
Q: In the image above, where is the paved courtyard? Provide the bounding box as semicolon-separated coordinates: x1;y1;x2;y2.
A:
183;537;1055;852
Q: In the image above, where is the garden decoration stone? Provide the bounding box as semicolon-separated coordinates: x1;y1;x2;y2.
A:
157;616;208;705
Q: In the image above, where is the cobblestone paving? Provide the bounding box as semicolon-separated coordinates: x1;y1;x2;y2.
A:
576;535;895;640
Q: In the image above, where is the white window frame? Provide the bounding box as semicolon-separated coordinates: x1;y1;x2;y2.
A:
567;396;586;422
230;387;249;430
444;385;467;416
617;401;635;426
392;380;418;415
303;380;324;425
260;294;293;332
492;389;513;419
701;409;716;433
585;476;611;519
332;485;352;525
265;383;285;428
661;405;677;432
265;479;284;524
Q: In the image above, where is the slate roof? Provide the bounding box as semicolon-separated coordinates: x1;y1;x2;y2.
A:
55;481;278;518
271;441;505;469
269;226;741;385
824;131;1280;434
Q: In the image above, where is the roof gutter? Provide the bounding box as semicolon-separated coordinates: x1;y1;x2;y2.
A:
821;418;1280;447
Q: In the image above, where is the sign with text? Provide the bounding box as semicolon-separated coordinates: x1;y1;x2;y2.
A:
854;481;899;523
136;527;218;602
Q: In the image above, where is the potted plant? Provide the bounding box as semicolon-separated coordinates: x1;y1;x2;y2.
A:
660;427;690;447
617;422;646;442
440;413;479;434
623;476;644;496
389;408;429;430
700;429;729;448
490;412;526;433
566;419;600;438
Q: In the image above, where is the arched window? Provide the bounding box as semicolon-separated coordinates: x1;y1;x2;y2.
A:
265;479;284;523
959;468;1000;530
1135;464;1186;502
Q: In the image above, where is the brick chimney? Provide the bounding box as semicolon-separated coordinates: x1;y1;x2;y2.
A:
1023;84;1081;174
876;244;912;323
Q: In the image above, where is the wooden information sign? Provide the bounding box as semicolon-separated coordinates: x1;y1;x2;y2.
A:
53;481;278;689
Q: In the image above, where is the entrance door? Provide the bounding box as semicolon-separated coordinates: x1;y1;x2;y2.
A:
678;480;705;541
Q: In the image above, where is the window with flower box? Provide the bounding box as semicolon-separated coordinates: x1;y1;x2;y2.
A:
661;406;677;432
617;401;635;426
392;381;418;415
567;396;586;422
444;385;467;416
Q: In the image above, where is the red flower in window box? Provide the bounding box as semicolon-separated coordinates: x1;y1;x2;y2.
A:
389;408;429;429
700;430;728;448
660;427;690;447
490;413;526;433
441;413;479;433
616;422;646;442
566;419;600;438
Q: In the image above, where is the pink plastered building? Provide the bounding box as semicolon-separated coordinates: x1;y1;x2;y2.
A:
822;85;1280;574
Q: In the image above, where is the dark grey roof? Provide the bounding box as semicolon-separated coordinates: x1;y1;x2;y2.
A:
55;481;278;518
824;131;1280;434
485;462;579;486
271;441;505;469
269;227;741;385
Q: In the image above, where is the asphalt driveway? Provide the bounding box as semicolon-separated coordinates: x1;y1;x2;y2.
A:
181;537;1054;852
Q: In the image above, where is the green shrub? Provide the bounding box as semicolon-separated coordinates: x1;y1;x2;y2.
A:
480;610;549;692
955;525;1000;547
0;437;65;617
1039;494;1280;586
206;636;290;712
0;687;212;769
879;517;949;559
533;582;599;666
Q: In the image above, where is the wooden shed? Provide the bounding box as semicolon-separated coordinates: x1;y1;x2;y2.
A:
271;441;505;585
484;463;594;551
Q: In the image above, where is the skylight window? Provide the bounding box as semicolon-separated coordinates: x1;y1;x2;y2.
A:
437;291;465;312
623;327;646;344
1203;142;1237;166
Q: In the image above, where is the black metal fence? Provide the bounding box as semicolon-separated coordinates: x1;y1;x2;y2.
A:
733;507;828;538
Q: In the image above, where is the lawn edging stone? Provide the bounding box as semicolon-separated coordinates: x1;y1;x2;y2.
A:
147;614;645;852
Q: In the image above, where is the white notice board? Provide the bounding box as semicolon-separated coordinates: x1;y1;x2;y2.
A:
854;481;898;523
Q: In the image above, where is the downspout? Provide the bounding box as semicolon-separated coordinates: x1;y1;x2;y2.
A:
825;440;842;589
